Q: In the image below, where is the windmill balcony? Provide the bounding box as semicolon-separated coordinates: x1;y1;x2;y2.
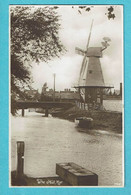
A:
73;82;114;89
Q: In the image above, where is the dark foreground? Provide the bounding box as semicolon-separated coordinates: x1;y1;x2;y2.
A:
11;171;70;186
11;161;98;187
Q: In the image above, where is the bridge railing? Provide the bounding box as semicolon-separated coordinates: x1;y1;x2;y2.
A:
15;101;75;109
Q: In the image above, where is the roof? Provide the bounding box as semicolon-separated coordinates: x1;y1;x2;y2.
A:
44;91;80;100
25;90;38;96
60;92;80;100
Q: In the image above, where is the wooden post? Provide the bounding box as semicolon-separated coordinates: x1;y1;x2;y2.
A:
85;103;88;110
120;83;122;96
79;102;80;109
45;109;49;117
83;103;85;110
100;88;103;105
16;141;25;181
22;108;24;117
53;73;56;102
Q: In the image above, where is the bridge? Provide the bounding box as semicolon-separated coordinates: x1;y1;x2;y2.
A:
16;101;74;117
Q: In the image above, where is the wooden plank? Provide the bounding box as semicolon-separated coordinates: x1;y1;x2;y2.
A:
56;162;98;186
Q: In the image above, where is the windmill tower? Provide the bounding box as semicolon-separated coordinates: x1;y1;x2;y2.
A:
75;21;113;109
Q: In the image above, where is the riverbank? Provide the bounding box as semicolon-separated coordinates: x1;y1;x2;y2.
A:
52;106;122;134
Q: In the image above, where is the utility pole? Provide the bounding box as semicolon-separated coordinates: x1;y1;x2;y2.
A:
53;73;56;102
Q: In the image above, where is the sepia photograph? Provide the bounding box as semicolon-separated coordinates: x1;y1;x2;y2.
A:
10;5;123;187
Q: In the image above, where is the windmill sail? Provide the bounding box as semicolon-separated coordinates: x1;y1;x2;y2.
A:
78;20;94;85
75;47;85;56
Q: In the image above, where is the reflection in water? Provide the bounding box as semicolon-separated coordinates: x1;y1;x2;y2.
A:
11;110;123;186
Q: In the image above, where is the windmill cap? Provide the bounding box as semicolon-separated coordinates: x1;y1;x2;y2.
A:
87;47;102;57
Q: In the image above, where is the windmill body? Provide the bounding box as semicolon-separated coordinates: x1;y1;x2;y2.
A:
75;25;113;109
85;47;104;87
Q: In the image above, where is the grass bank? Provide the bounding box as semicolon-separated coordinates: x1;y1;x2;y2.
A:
52;106;122;134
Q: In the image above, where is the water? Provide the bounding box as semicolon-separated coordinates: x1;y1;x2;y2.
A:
11;110;123;186
103;100;122;112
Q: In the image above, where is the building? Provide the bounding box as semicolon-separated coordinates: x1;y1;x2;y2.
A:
41;87;80;102
59;89;80;102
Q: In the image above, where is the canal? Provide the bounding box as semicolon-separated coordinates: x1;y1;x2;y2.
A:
11;110;123;186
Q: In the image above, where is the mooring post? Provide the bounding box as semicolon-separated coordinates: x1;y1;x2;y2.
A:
22;108;24;117
16;141;25;182
45;108;49;117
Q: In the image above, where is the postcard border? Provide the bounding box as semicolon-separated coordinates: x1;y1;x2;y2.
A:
0;0;130;194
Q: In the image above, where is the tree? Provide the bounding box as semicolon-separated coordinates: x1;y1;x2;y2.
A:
72;5;116;19
10;6;65;114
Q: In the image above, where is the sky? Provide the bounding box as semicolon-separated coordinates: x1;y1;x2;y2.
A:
31;5;123;92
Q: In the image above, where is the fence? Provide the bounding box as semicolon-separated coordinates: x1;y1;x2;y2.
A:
75;101;105;111
75;101;88;110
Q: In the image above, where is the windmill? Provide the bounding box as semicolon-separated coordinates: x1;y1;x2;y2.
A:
75;21;113;109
